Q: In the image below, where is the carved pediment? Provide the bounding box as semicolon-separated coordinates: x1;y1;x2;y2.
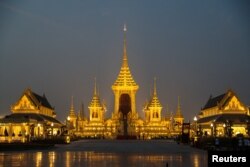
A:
224;96;245;111
12;95;36;111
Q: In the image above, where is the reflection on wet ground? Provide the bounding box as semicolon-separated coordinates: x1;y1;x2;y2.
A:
0;140;207;167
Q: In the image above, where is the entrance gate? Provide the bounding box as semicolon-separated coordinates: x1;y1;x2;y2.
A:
119;94;131;136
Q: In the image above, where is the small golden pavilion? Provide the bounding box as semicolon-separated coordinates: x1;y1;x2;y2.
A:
196;89;250;137
0;89;63;143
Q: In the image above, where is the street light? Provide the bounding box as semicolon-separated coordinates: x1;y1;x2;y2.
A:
38;123;41;137
66;116;70;128
210;123;214;137
193;116;198;136
193;116;197;122
222;123;226;137
51;123;54;136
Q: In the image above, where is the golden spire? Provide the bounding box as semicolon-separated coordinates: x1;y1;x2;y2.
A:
89;78;102;108
175;96;183;118
70;96;74;111
148;78;162;108
112;24;138;88
122;24;128;68
165;104;171;119
78;102;85;119
94;77;97;96
69;96;76;117
153;77;157;96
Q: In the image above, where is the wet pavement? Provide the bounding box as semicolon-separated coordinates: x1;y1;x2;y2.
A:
0;140;207;167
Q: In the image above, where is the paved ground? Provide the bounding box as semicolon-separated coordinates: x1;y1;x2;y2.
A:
56;139;205;153
0;140;208;167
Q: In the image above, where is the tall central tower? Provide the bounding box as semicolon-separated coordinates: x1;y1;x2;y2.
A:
111;25;139;121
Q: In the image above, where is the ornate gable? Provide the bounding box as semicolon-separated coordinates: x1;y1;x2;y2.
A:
223;95;245;111
12;94;37;112
11;88;55;117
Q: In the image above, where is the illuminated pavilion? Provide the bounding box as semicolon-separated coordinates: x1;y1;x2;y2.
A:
196;89;250;137
67;25;184;139
0;88;63;143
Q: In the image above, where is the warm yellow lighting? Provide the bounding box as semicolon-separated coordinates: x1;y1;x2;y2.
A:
193;116;197;121
123;24;127;32
210;123;213;127
65;136;70;144
51;123;54;127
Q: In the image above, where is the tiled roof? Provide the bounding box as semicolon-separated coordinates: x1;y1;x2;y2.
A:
0;113;62;124
202;93;226;110
32;92;53;109
197;114;250;124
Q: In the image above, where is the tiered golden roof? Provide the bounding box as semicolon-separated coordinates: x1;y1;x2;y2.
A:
89;78;102;108
148;78;162;109
69;96;76;118
112;25;138;89
175;96;184;118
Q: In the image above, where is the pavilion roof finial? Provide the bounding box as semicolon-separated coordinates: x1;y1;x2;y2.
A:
89;78;102;108
154;77;157;96
69;95;76;117
70;96;74;111
123;24;128;65
148;77;162;108
175;96;183;118
94;77;97;96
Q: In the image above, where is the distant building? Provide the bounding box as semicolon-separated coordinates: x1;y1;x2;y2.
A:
197;89;250;137
0;88;63;143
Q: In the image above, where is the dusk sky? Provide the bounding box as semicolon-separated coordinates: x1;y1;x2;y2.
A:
0;0;249;122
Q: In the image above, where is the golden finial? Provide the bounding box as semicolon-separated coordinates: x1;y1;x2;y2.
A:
80;102;84;118
70;96;74;112
176;96;182;116
94;77;97;96
178;96;180;107
154;77;157;96
123;24;128;64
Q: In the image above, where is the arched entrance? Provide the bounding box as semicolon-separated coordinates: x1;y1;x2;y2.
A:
119;94;131;136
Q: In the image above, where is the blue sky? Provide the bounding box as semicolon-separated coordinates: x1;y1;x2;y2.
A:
0;0;249;121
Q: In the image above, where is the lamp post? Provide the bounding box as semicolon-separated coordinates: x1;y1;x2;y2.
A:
227;120;233;138
223;123;226;137
246;120;250;137
37;123;41;137
51;123;54;136
66;116;71;135
193;116;197;136
210;123;214;137
67;116;70;127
